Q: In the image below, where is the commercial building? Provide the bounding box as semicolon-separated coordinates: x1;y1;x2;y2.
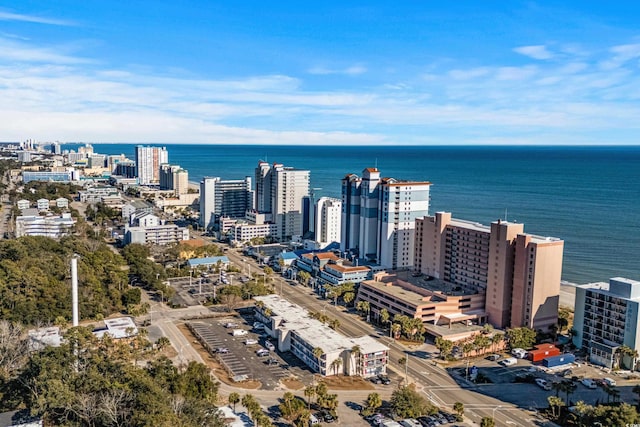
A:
255;162;310;241
23;169;78;183
199;176;253;229
159;164;189;195
414;212;564;331
341;167;431;270
135;145;168;185
314;197;342;247
356;272;487;335
124;223;189;246
254;294;389;377
572;277;640;370
15;214;76;238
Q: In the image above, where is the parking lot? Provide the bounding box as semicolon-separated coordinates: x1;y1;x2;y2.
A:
168;272;252;306
187;310;313;390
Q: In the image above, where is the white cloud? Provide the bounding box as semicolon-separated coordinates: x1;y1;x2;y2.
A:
307;64;367;76
0;10;75;26
513;45;555;60
0;38;91;64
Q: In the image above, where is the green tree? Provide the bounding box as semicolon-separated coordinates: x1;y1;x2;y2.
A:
390;386;432;418
351;345;362;376
303;385;316;410
365;392;382;415
548;395;565;420
435;337;454;359
228;392;240;412
313;347;324;375
453;402;464;420
480;416;495;427
505;327;537;350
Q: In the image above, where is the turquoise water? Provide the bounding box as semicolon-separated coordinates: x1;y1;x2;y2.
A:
72;144;640;284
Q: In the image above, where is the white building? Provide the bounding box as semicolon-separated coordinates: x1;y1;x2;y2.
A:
124;223;189;246
15;214;76;238
199;176;253;229
135;145;168;186
254;294;388;377
55;197;69;209
121;200;154;221
159;164;189;195
255;162;310;241
573;277;640;370
16;199;30;210
341;167;431;270
36;198;50;211
314;197;342;247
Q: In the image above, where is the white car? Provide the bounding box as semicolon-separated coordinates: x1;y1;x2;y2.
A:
253;321;265;330
232;329;248;336
256;348;270;357
535;378;552;391
581;378;598;389
265;341;275;351
244;338;258;345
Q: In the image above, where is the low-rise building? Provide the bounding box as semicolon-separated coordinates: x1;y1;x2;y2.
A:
93;317;139;339
124;223;189;246
572;277;640;370
36;198;49;211
187;256;230;270
15;214;76;238
254;294;389;377
55;197;69;209
121;200;154;221
78;186;120;203
16;199;30;210
356;272;487;338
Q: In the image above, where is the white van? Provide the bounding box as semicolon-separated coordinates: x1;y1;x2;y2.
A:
501;357;518;366
265;341;275;351
231;329;248;336
308;414;319;425
511;348;527;358
604;377;616;387
581;378;597;389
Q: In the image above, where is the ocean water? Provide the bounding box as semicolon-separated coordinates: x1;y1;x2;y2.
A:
68;144;640;284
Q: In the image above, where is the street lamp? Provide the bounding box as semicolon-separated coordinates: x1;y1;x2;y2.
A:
492;405;502;422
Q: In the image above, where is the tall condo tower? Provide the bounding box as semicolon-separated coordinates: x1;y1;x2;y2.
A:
135;145;168;185
341;167;431;270
254;161;310;241
199;176;253;229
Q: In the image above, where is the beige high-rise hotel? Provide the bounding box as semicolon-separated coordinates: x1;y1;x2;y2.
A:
414;212;564;331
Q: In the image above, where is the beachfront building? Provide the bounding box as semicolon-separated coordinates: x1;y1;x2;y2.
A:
254;294;389;377
15;213;76;238
414;212;564;331
356;271;487;340
341;167;431;270
572;277;640;370
199;176;253;230
159;164;189;195
135;145;168;185
255;162;310;241
314;197;342;247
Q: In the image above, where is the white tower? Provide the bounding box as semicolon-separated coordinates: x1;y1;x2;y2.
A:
71;256;79;327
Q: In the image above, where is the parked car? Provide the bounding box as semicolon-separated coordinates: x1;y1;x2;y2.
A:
318;411;335;423
603;377;617;387
535;378;552;391
512;348;527;358
378;374;391;385
486;354;501;361
253;321;265;330
224;322;238;328
582;378;598;389
256;348;270;357
265;341;276;351
265;357;278;365
501;357;518;366
244;338;258;345
215;347;229;354
232;329;248;336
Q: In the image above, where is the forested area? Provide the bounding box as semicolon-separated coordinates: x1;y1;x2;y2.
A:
0;236;133;324
0;325;226;426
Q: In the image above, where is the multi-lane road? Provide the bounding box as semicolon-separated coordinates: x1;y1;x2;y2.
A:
220;247;551;426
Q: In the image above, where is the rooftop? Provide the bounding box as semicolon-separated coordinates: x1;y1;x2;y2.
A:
93;317;138;339
187;256;230;267
255;294;388;355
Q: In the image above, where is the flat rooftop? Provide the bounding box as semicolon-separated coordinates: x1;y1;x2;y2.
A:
255;294;388;354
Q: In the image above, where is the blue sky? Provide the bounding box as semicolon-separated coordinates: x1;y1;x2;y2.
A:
1;1;640;145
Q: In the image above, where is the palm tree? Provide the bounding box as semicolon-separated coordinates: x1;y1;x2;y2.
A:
328;318;340;330
391;323;401;340
351;345;362;376
304;385;316;410
330;358;343;376
453;402;464;419
228;392;240;411
491;333;504;353
312;347;324;375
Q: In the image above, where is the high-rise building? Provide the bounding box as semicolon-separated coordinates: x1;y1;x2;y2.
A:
199;177;253;229
159;164;189;195
572;277;640;370
135;146;168;185
314;197;342;247
254;162;310;241
414;212;564;331
341;167;431;270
